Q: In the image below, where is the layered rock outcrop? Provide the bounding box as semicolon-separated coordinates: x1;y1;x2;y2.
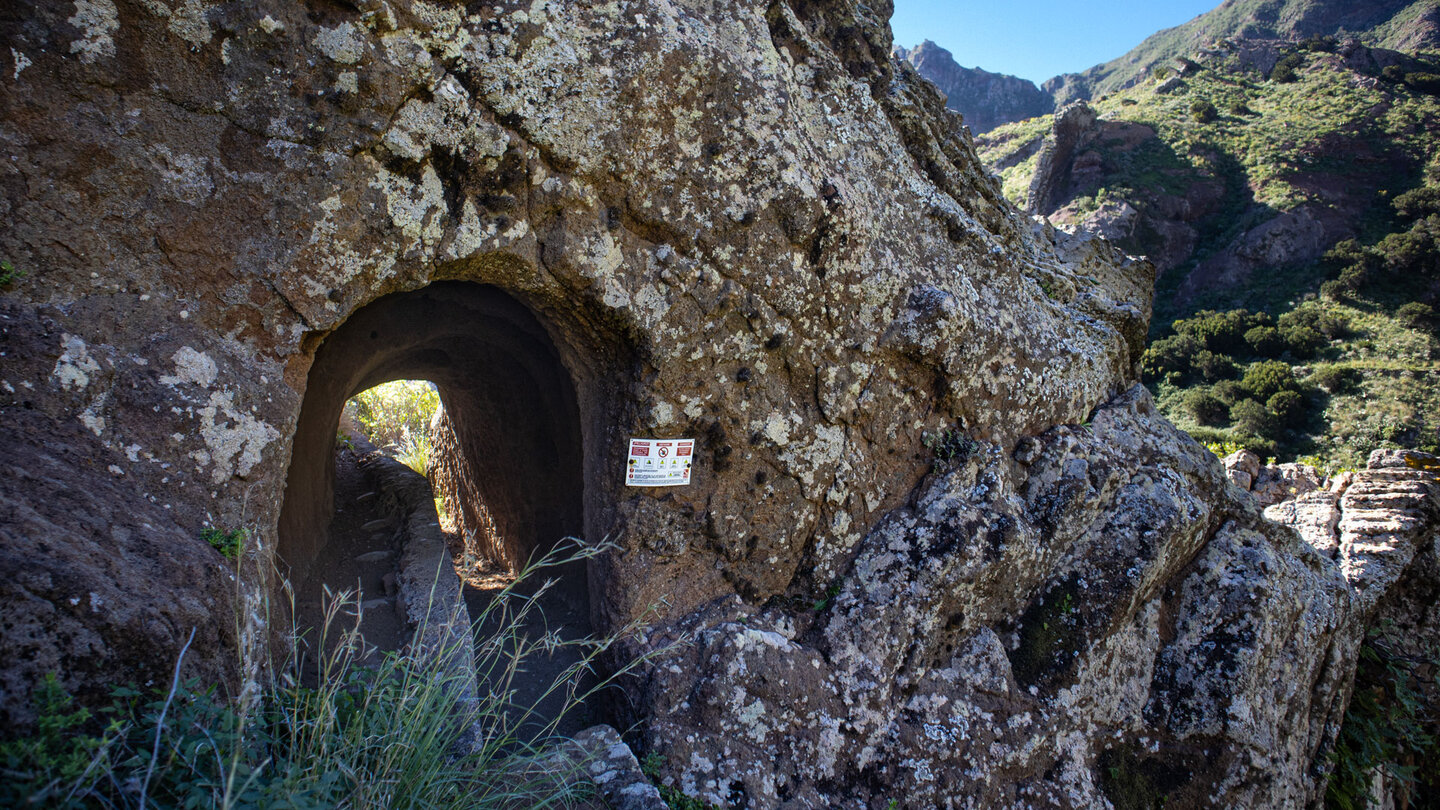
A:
0;1;1432;806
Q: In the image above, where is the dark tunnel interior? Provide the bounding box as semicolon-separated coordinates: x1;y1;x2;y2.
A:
278;282;588;619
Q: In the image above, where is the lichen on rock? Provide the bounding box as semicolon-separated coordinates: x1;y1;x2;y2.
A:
1;0;1435;806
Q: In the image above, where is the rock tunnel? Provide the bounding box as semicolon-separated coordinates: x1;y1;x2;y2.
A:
277;282;588;622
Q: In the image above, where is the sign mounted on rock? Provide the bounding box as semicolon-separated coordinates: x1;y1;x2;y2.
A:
626;438;693;486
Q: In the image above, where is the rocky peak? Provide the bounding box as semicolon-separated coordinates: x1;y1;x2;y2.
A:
895;39;1054;133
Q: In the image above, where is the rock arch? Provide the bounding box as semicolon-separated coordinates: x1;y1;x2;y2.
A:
278;281;589;614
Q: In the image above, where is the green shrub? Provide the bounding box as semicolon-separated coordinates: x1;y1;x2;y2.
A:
1142;334;1201;379
1230;398;1274;437
0;259;23;287
1326;632;1440;809
349;380;441;450
1315;311;1349;339
1174;309;1268;355
1311;365;1360;393
1405;72;1440;94
1271;53;1304;83
1394;187;1440;221
1190;99;1218;123
1382;64;1405;83
1211;379;1246;405
1396;302;1436;332
200;527;245;560
1267;390;1305;427
1242;360;1299;401
1182;388;1229;425
1281;324;1326;357
1193;350;1238;382
1245;325;1284;357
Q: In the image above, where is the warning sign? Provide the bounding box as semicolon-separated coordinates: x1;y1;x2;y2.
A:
626;438;694;487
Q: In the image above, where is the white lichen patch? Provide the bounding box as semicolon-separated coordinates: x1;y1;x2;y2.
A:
141;0;213;47
54;334;100;390
68;0;119;62
160;347;218;388
196;390;279;483
314;22;365;64
369;164;447;249
10;48;31;80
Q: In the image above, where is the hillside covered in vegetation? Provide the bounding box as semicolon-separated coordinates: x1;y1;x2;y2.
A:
977;30;1440;469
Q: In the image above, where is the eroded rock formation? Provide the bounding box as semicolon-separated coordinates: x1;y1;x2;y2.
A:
0;1;1432;806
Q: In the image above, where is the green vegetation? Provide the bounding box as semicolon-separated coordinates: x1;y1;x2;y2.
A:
923;428;979;471
1327;629;1440;809
0;259;22;286
347;380;442;475
200;527;246;561
0;546;642;809
979;32;1440;470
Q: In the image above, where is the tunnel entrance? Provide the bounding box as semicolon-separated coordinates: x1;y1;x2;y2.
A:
278;282;597;734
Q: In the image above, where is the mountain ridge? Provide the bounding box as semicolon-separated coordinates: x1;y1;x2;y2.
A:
893;40;1053;133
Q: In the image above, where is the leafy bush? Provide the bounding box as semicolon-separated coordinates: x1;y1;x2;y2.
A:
1271;52;1304;83
1405;72;1440;95
1174;309;1268;355
1393;187;1440;221
1326;632;1440;809
349;380;441;450
1245;325;1284;356
1142;334;1201;379
1230;398;1273;437
1267;390;1305;427
1396;302;1436;333
1182;388;1229;425
1282;324;1326;357
1311;365;1360;393
1382;64;1405;83
0;259;23;286
1193;350;1238;382
200;527;245;560
1191;99;1218;124
1211;379;1246;405
1242;360;1300;401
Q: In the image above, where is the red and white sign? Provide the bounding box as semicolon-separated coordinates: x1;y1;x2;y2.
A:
627;438;694;487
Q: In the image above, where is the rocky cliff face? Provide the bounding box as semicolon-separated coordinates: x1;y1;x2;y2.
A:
895;40;1053;134
0;1;1432;806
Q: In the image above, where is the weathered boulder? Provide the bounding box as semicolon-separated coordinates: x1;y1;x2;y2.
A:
0;0;1422;806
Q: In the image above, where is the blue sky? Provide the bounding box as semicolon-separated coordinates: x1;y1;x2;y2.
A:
890;0;1220;85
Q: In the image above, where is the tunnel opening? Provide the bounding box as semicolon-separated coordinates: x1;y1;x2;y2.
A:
278;282;600;734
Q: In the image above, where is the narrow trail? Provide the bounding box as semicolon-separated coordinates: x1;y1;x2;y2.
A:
294;444;407;675
458;547;604;741
295;439;605;742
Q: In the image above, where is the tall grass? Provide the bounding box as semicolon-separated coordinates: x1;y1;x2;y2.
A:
0;540;654;809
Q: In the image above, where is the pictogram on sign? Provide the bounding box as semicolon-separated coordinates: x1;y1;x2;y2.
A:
626;438;694;487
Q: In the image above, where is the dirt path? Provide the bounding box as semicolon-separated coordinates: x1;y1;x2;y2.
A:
459;551;605;742
293;444;407;675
